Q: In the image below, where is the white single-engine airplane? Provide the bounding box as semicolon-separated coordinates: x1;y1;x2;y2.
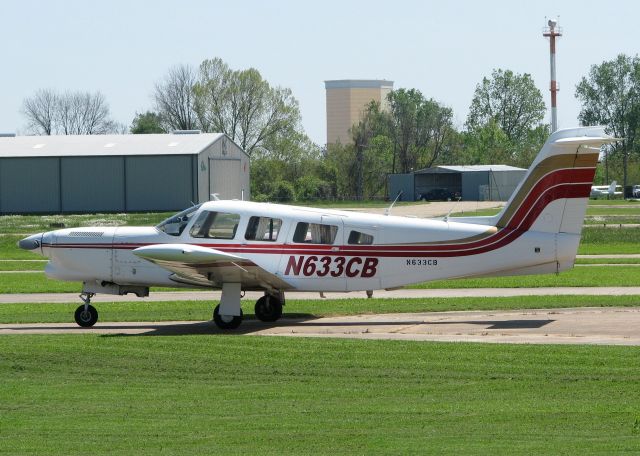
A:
590;181;622;199
19;127;615;330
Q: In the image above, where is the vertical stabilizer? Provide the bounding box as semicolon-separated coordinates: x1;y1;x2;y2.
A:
490;127;616;236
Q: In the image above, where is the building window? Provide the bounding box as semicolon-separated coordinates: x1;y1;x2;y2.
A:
348;230;374;245
292;222;338;244
245;216;282;242
190;211;240;239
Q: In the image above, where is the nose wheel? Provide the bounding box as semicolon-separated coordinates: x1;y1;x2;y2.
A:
74;292;98;327
254;295;283;322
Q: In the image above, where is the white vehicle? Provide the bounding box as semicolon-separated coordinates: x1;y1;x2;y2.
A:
632;185;640;198
590;181;622;198
19;127;615;330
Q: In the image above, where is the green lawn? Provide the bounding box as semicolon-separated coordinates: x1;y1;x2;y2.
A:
0;336;639;454
0;260;46;271
587;199;640;205
586;207;640;216
585;217;640;225
0;212;173;235
410;265;640;289
0;295;639;324
576;257;640;265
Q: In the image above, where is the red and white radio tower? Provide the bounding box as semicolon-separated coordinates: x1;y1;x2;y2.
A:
543;19;562;132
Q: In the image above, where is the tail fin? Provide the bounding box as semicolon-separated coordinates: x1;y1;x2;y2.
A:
608;181;617;195
490;126;616;235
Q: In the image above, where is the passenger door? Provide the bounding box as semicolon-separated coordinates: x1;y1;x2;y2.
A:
277;215;346;292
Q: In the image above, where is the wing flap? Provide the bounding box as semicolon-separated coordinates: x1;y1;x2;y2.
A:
133;244;292;291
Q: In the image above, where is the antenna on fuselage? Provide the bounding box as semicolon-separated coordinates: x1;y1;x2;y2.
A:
442;196;462;222
210;193;221;201
385;191;403;216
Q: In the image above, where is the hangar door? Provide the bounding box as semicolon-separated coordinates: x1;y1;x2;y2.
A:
209;158;242;200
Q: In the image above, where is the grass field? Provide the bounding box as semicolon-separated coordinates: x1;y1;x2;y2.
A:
1;335;639;454
0;260;46;271
576;257;640;264
1;207;639;455
1;295;639;324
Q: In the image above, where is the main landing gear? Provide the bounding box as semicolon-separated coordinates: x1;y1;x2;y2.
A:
74;292;98;327
212;283;284;330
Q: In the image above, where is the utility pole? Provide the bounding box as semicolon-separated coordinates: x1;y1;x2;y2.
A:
543;19;562;132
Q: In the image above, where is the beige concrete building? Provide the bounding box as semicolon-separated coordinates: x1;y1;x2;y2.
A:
325;79;394;145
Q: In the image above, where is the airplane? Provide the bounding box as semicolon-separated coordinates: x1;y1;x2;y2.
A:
590;181;622;198
18;126;616;330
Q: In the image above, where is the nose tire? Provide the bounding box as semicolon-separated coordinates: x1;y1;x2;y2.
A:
74;304;99;327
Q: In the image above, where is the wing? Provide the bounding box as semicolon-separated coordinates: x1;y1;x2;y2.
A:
133;244;293;292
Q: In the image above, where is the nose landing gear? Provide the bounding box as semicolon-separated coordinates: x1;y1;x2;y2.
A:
254;294;283;322
74;292;98;327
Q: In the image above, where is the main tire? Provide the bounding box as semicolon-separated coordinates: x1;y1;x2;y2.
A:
254;295;283;322
74;304;98;327
213;304;243;330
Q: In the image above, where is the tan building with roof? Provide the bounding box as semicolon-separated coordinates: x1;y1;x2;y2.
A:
325;79;393;145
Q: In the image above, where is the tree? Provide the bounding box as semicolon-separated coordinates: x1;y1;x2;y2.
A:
154;64;199;131
22;89;117;135
56;91;114;135
466;69;546;144
350;101;394;199
575;54;640;188
193;57;301;155
23;89;57;135
387;89;453;173
130;111;166;134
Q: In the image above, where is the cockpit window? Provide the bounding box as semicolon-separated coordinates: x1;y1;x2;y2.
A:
156;204;202;236
190;211;241;239
292;222;338;244
245;216;282;241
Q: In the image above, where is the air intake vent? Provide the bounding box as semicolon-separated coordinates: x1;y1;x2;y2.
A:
68;231;104;238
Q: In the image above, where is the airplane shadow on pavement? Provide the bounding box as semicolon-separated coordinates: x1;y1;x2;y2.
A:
91;316;555;337
4;317;554;337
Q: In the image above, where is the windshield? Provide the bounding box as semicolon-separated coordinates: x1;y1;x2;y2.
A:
156;204;202;236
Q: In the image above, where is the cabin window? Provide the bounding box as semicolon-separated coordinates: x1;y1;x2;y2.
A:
245;216;282;241
348;230;374;245
189;211;241;239
292;222;338;244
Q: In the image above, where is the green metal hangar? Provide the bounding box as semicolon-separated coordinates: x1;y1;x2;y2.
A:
389;165;526;202
0;132;250;214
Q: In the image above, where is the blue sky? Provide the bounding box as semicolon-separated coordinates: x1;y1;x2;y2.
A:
1;0;638;144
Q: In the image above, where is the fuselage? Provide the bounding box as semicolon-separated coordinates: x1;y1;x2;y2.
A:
22;199;575;293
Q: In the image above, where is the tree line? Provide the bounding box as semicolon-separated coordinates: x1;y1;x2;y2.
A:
22;54;640;200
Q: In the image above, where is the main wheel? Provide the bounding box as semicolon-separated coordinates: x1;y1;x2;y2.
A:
74;304;98;327
213;304;243;330
254;295;283;322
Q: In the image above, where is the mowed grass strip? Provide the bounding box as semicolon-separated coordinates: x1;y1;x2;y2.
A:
0;261;46;271
0;295;639;324
576;258;640;265
1;265;639;294
1;335;639;454
0;212;172;235
410;265;640;289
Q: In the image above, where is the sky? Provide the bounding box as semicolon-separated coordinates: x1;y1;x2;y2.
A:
1;0;639;145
